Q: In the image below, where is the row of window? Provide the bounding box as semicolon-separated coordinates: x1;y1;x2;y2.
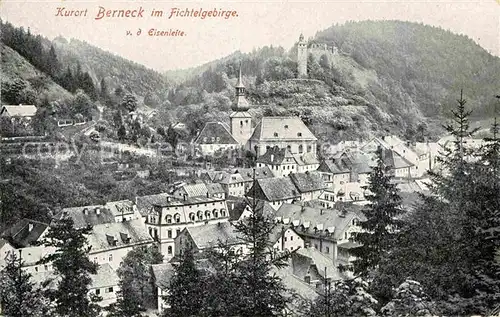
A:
163;209;227;224
94;287;114;295
265;144;313;154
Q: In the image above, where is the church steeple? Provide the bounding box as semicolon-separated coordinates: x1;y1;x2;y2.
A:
232;64;250;111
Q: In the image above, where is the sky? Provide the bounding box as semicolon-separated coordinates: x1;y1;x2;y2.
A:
1;0;499;71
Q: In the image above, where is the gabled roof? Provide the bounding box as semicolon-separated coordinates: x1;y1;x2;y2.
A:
250;117;317;142
105;200;136;218
317;159;350;174
86;219;153;252
91;263;119;289
193;122;238;145
184;222;243;250
135;193;172;216
341;150;374;174
289;172;326;193
381;148;414;169
1;218;49;248
256;146;295;165
54;205;115;228
293;152;319;166
274;203;365;240
294;247;341;280
206;183;225;195
246;177;300;202
235;167;274;181
1;105;37;117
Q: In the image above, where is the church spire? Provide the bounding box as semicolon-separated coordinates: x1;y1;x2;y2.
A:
232;63;249;111
235;63;245;93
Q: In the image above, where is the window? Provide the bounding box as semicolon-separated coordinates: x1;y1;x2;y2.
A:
166;215;172;224
326;246;330;253
107;287;114;293
297;132;302;137
314;244;318;249
168;246;173;254
274;132;278;137
290;236;293;241
174;213;181;223
307;145;312;153
35;267;38;272
284;125;289;129
245;120;248;123
298;145;303;154
205;210;211;219
197;211;203;220
95;289;101;295
44;264;48;271
344;232;348;239
240;120;243;126
287;145;291;152
108;254;113;262
221;209;226;217
189;213;195;221
284;237;287;242
168;230;172;238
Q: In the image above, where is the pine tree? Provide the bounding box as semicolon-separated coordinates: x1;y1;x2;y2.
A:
38;217;101;317
348;146;404;276
230;177;290;317
163;247;204;317
0;251;45;317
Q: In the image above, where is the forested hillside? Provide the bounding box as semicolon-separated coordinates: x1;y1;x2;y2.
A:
165;20;500;143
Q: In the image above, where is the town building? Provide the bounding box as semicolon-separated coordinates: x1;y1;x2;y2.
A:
171;182;225;200
256;146;298;177
317;158;351;187
246;177;301;210
144;194;230;259
192;122;239;156
274;203;365;265
54;205;116;228
269;225;305;253
87;218;153;270
104;200;143;222
0;218;50;248
174;221;247;257
0;104;37;121
289;172;327;201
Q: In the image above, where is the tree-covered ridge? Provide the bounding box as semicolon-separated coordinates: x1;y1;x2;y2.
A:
53;38;170;102
315;20;500;118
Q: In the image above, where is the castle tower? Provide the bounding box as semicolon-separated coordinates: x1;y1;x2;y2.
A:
230;66;253;148
297;33;308;78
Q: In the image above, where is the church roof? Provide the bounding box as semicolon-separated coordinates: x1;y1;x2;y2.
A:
250;117;317;142
193;122;238;145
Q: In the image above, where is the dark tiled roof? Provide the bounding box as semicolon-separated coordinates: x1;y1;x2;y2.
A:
206;183;225;195
87;219;153;252
185;222;243;250
235;167;274;182
317;159;350;174
256;146;295;165
246;177;300;202
381;148;414;169
292;152;319;166
1;219;50;248
135;193;173;216
193;122;238;145
54;205;115;228
289;172;326;193
341;151;374;174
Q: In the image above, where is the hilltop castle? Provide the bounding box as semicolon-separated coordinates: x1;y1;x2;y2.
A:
193;68;318;167
297;33;338;78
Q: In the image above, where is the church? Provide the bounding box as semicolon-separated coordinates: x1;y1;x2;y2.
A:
193;68;319;166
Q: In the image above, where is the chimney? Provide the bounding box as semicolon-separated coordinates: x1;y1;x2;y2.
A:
28;223;34;232
95;208;101;215
304;275;311;284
